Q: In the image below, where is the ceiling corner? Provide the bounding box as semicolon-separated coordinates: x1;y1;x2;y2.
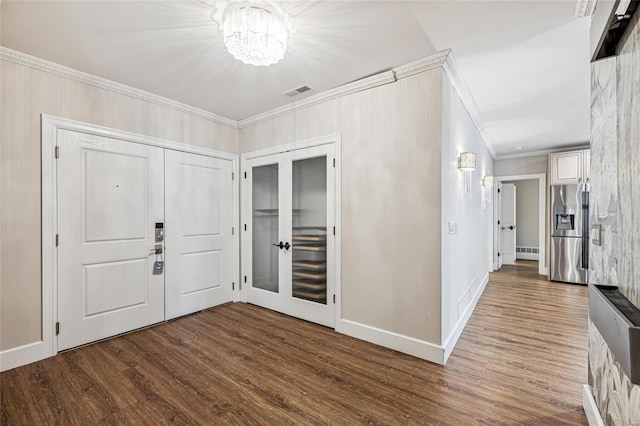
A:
574;0;599;17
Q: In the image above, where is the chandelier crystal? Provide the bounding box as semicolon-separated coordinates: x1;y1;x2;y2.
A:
223;6;288;66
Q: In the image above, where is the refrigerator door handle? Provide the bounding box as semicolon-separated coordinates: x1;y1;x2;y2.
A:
581;237;589;270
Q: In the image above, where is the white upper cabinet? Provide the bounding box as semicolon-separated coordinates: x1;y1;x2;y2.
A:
550;149;590;185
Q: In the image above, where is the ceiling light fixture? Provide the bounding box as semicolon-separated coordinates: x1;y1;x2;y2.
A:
223;6;288;66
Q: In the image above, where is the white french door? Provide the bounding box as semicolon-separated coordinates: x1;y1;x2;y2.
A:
57;130;165;350
242;144;335;328
57;129;235;351
164;150;234;320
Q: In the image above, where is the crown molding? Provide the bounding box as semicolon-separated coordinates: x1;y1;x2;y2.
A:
238;70;397;128
238;48;496;160
392;49;450;80
238;49;454;128
495;144;590;160
0;47;239;128
574;0;598;17
441;50;497;159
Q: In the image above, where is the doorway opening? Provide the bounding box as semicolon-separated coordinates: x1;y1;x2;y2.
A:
494;173;547;276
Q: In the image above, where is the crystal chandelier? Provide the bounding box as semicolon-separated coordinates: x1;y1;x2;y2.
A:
223;6;288;66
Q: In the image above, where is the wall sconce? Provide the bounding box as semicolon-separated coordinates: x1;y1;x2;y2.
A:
482;176;494;187
458;152;476;171
458;152;476;195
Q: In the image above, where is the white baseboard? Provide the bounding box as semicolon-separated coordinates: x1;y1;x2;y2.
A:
443;272;490;363
516;253;539;261
583;384;604;426
0;341;51;372
336;319;445;365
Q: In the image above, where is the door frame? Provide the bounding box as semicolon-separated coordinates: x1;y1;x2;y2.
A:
17;115;240;372
493;173;547;275
240;133;342;327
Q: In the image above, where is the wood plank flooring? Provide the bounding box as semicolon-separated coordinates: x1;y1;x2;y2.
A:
1;261;589;425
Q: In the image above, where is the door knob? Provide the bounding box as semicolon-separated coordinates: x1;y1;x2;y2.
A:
509;226;515;230
272;241;284;249
284;242;291;250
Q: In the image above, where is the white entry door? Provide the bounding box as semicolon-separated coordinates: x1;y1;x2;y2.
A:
164;150;234;319
500;183;517;265
242;144;336;328
57;130;165;351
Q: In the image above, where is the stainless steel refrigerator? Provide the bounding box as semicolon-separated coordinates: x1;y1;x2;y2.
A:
550;184;589;284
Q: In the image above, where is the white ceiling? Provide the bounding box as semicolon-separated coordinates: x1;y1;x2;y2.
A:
1;0;592;157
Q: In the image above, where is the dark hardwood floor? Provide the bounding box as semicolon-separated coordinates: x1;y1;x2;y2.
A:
1;261;589;425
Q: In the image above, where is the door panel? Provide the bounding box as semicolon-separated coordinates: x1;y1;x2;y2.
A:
550;236;587;283
500;183;516;265
165;151;233;320
291;156;328;305
57;130;165;351
252;163;280;293
496;182;503;269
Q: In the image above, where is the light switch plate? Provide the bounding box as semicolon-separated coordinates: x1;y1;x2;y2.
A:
448;221;457;235
591;224;602;246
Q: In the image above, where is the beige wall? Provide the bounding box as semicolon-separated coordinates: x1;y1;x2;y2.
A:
493;154;547;176
241;70;444;344
0;59;238;350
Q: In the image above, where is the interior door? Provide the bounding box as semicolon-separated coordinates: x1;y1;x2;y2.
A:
496;181;503;269
165;150;234;320
57;130;165;351
243;144;335;327
243;153;285;314
500;183;517;265
286;145;335;326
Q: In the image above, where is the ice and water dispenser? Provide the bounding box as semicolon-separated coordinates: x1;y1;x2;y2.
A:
554;206;576;231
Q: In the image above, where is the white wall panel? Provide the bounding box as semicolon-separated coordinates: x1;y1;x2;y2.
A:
440;70;493;349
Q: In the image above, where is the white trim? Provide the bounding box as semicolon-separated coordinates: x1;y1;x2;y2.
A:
336;319;445;365
232;157;241;302
242;133;340;160
442;273;489;363
333;135;342;329
496;173;548;276
43;115;237;160
0;47;237;128
574;0;599;17
496;144;590;161
0;342;48;372
583;384;605;426
35;115;239;369
238;71;397;128
392;49;451;80
441;51;497;160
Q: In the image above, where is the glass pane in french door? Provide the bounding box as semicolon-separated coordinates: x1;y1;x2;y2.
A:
252;164;279;293
291;156;327;304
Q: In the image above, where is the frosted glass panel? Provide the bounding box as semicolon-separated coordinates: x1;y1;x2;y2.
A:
291;156;327;304
252;164;279;293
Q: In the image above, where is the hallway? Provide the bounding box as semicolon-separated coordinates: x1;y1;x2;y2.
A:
1;262;589;425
